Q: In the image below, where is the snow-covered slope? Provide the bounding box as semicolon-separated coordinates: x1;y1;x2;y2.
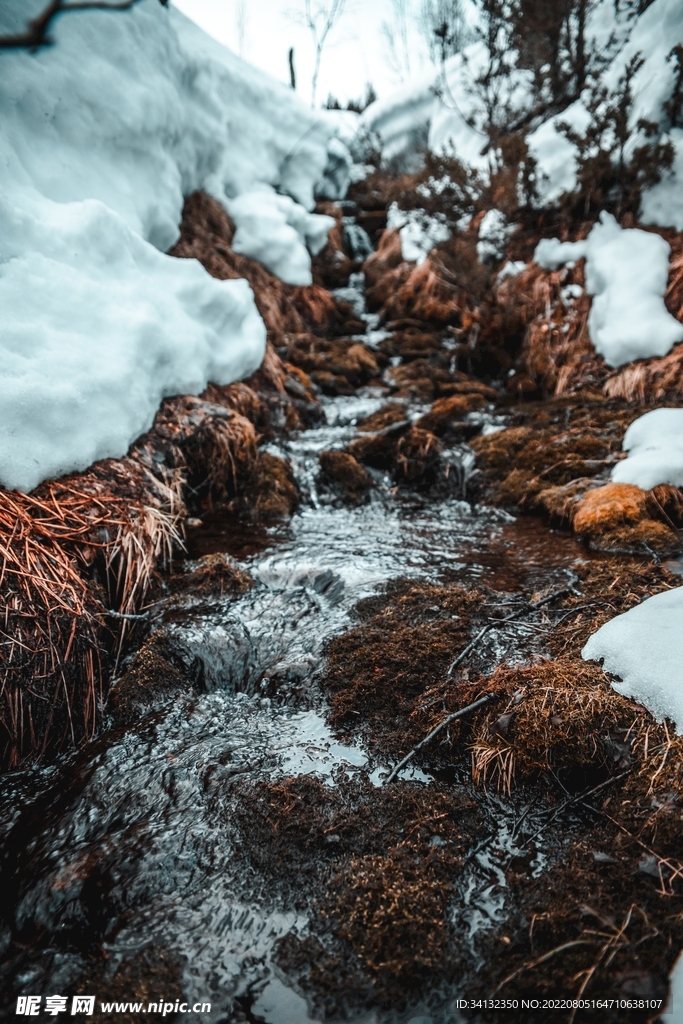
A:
528;0;683;220
0;0;345;492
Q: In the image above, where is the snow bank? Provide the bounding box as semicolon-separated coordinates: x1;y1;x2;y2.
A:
610;408;683;490
582;587;683;731
0;196;266;493
534;213;683;367
228;191;335;287
0;0;348;491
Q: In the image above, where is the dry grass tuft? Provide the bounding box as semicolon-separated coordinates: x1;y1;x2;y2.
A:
469;659;645;793
0;459;183;766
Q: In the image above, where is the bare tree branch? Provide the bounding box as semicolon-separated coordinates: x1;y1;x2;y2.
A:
303;0;347;107
0;0;165;52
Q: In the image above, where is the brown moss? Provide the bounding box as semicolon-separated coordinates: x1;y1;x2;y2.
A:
285;334;381;390
378;328;443;361
89;946;186;1024
108;632;187;727
386;357;454;399
322;580;486;760
395;426;443;484
416;393;488;436
231;451;299;521
355;403;408;433
573;483;654;534
438;379;500;400
571;484;680;553
173;553;254;598
590;519;680;555
319;450;374;502
324;850;450;982
346;424;406;472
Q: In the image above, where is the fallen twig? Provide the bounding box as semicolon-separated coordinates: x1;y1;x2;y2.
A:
446;577;580;678
520;771;631;849
385;692;498;783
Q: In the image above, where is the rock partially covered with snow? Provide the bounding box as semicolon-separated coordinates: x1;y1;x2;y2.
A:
582;587;683;731
0;0;347;491
534;213;683;367
611;408;683;490
386;203;449;265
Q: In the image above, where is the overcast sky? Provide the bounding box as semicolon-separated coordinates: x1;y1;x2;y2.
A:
172;0;434;107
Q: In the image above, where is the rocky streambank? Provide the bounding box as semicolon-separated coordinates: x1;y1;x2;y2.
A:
0;183;682;1023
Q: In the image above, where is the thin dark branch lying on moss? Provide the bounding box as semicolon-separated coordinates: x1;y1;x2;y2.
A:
446;575;580;677
385;692;498;783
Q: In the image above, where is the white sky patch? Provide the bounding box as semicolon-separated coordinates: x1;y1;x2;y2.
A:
173;0;409;105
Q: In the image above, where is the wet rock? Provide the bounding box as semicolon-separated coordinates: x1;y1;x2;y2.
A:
318;450;374;503
355;402;407;433
415;392;488;436
231;452;300;522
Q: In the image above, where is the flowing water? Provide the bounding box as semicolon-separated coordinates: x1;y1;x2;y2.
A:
0;236;608;1022
0;383;596;1023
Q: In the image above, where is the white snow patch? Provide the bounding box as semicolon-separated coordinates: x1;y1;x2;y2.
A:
360;71;437;170
228;190;335;286
0;0;348;491
534;213;683;367
582;586;683;731
611;408;683;490
387;202;449;265
642;128;683;233
477;209;515;263
497;260;527;282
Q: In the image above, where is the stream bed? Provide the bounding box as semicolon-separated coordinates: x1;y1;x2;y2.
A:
0;384;609;1023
